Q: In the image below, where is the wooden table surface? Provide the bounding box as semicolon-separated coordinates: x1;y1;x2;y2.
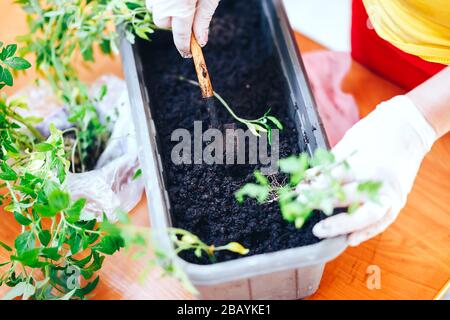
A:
1;1;449;300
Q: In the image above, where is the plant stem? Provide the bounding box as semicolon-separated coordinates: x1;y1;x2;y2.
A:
8;113;45;142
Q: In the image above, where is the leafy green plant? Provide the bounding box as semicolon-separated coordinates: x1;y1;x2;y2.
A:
98;215;249;293
0;42;248;299
0;42;32;89
0;57;121;298
16;0;155;171
235;149;382;229
179;76;283;143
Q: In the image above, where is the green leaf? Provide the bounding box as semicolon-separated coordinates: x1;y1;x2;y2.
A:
68;253;92;268
13;211;32;226
34;204;57;218
266;116;283;130
4;57;31;70
253;170;269;186
68;233;82;254
132;168;142;180
0;162;17;181
99;84;108;100
125;1;140;10
65;198;86;223
40;247;61;261
94;235;125;255
280;201;312;223
0;240;12;252
13;185;36;197
99;39;111;55
48;189;70;213
14;231;35;255
34;142;54;152
278;154;308;185
2;68;13;86
4;44;17;59
11;248;41;267
38;230;51;246
235;183;269;204
74;276;99;298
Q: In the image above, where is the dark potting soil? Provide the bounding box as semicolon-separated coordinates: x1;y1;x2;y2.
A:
136;0;327;264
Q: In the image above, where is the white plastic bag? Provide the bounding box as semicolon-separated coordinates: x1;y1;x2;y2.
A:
13;75;144;221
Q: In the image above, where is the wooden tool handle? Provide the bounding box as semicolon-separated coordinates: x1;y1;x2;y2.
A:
190;33;214;98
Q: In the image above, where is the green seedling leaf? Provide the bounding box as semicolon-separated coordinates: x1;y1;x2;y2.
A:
40;247;61;261
48;189;70;213
235;183;269;204
132;168;142;180
2;68;13;86
74;276;99;298
253;170;269;186
0;161;17;181
65;198;86;223
34;204;57;218
13;211;32;226
266;116;283;130
4;57;31;70
94;235;125;255
68;233;82;254
38;230;51;247
34;142;54;152
14;231;35;255
278;154;308;185
3;44;17;59
11;248;41;267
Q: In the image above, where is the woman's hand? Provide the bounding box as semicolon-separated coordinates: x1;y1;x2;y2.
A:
146;0;220;58
310;95;437;246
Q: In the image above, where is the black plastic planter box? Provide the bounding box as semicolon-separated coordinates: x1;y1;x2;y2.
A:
120;0;347;299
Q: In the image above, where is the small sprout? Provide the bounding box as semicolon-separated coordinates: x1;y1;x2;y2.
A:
169;229;249;261
178;76;283;144
236;149;382;229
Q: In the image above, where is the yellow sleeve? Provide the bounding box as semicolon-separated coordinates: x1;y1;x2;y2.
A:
363;0;450;64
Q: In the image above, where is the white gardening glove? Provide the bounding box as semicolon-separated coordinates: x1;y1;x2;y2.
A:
146;0;220;58
309;95;437;246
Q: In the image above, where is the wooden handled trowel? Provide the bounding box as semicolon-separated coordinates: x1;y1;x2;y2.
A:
190;33;220;128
